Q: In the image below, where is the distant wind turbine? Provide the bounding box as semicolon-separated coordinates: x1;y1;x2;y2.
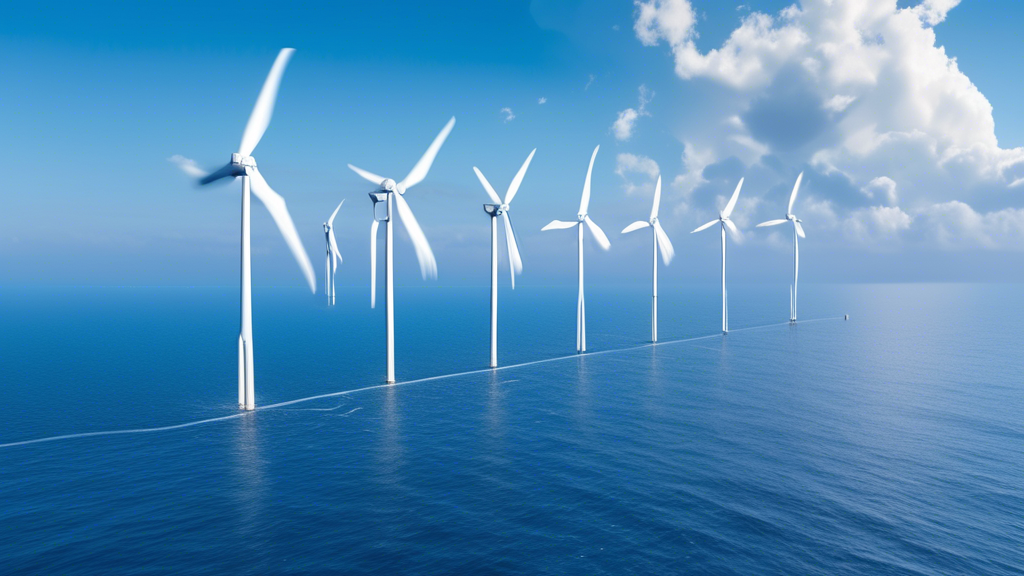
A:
542;145;611;352
692;178;744;334
323;200;344;305
172;48;315;411
474;148;535;368
756;172;805;322
622;176;674;342
348;117;455;383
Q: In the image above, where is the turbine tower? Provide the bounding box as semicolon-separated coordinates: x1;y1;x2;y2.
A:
542;146;611;352
323;200;344;305
692;178;744;334
621;176;674;342
348;117;455;383
756;172;805;322
474;148;535;368
172;48;315;411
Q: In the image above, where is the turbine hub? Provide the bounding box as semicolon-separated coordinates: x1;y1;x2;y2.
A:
231;153;257;168
380;178;397;192
577;214;586;222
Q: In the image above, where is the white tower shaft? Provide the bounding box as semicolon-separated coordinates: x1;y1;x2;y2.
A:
239;174;255;410
652;227;658;343
490;214;499;368
721;223;728;334
792;229;799;322
385;193;395;383
577;222;586;352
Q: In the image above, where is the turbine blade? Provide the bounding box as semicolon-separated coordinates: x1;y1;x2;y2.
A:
579;145;600;215
621;221;650;234
393;191;437;279
757;219;788;227
370;220;379;308
473;167;502;204
238;48;295;157
248;167;316;293
198;162;238;186
328;199;344;226
399;116;456;191
722;177;744;218
503;212;522;289
329;229;342;269
653;220;675;265
691;219;719;233
650;175;662;221
348;164;386;187
724;218;740;240
788;172;803;215
794;220;806;238
542;220;577;231
505;148;536;205
584;215;611;250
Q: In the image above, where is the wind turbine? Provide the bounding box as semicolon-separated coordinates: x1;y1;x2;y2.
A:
756;172;805;322
348;117;455;383
474;148;535;368
621;176;674;342
172;48;315;411
323;200;344;305
691;178;744;335
542;145;611;353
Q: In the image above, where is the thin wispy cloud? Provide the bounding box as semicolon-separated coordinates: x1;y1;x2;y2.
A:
612;85;653;141
538;97;547;105
585;74;595;91
168;155;207;179
500;107;515;123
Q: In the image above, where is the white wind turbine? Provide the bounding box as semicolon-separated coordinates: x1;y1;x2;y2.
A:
621;176;674;342
348;117;455;383
173;48;315;411
474;148;535;368
691;178;744;335
323;200;344;305
756;172;805;322
542;146;611;352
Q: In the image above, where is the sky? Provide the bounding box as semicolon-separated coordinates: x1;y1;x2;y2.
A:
2;0;1024;289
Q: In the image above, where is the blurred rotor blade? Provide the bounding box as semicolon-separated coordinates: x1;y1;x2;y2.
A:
621;221;650;234
542;220;577;231
505;148;536;205
722;177;744;219
473;167;502;204
399;116;456;191
198;162;238;186
757;219;787;227
502;212;523;289
691;219;719;233
348;164;386;187
650;175;662;221
794;220;806;238
579;145;600;215
393;192;437;279
788;172;804;215
248;168;316;293
370;220;379;308
653;220;675;265
328;199;345;226
584;215;611;251
724;218;740;240
238;48;295;157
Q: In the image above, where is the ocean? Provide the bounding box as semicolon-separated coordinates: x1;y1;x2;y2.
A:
1;283;1021;575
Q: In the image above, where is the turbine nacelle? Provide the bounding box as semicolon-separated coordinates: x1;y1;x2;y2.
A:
483;203;510;216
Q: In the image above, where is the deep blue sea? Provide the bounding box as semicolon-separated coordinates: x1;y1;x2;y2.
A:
1;283;1022;575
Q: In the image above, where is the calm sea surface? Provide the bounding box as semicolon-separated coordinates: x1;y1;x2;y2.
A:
0;283;1021;575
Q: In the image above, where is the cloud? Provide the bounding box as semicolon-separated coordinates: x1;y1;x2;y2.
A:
860;176;898;206
612;85;654;141
615;153;660;196
920;201;1024;249
843;205;913;244
168;155;208;179
538;97;547;104
500;107;515;123
585;74;596;90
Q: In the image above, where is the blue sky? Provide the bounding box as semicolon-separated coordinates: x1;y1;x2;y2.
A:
2;0;1023;288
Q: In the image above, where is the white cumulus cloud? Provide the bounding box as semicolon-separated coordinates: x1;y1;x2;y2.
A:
615;153;660;196
612;85;654;141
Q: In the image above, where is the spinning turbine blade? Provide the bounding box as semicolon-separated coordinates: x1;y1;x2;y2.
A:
622;221;650;234
542;220;577;231
328;199;344;226
503;213;523;288
584;216;611;250
794;220;806;238
757;219;788;227
724;218;740;239
198;162;238;186
579;145;600;215
722;178;744;218
692;219;719;233
505;148;536;205
369;220;379;308
248;168;316;293
473;167;502;205
788;172;804;215
650;176;662;221
393;192;437;279
329;229;342;268
348;164;386;187
653;220;675;265
399;117;456;191
238;48;295;157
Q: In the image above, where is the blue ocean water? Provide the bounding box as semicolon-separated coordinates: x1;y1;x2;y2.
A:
0;283;1022;575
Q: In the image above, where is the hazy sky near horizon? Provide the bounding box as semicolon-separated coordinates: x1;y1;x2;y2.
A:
2;0;1023;287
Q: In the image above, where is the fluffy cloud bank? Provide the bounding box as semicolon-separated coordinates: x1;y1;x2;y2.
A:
634;0;1024;249
612;85;654;141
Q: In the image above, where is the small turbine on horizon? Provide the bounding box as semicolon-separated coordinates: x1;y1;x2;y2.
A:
692;178;744;335
348;117;455;383
323;200;344;305
756;172;806;322
542;145;611;353
474;148;535;369
172;48;315;411
622;176;674;342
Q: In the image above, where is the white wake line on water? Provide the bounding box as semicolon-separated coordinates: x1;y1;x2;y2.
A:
0;316;844;450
